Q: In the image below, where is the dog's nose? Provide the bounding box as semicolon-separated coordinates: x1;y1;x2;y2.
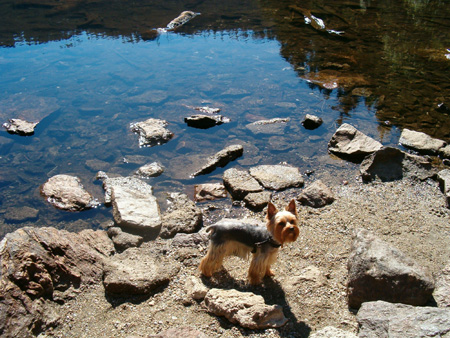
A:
289;226;295;231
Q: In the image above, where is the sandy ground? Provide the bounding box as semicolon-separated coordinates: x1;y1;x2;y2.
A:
44;177;450;338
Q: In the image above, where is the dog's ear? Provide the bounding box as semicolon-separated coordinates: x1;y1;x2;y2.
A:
285;199;298;217
267;201;278;220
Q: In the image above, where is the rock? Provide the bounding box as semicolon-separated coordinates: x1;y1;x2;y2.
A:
4;206;39;223
434;261;450;307
249;165;304;190
130;118;173;147
328;123;382;161
103;247;179;295
203;288;288;329
302;114;323;130
357;301;450;338
297;180;335;208
40;174;99;211
107;226;144;252
104;176;162;233
184;114;230;129
287;266;328;290
399;128;446;155
149;327;209;338
440;144;450;159
243;191;273;211
126;90;168;104
159;193;203;239
360;147;436;182
310;326;357;338
223;168;263;200
437;169;450;208
85;159;110;172
192;145;244;177
2;118;38;135
0;227;114;338
171;232;208;249
194;183;227;202
246;118;290;134
302;70;369;91
185;276;208;300
347;229;434;309
135;162;164;178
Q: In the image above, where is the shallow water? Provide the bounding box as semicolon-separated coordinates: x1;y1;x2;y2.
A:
0;0;449;237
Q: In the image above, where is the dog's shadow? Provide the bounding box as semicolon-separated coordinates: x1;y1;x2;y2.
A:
201;270;311;337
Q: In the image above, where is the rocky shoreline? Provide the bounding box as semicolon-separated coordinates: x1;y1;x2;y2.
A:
1;120;450;338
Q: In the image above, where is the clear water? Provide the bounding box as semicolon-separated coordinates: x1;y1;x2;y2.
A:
0;0;449;237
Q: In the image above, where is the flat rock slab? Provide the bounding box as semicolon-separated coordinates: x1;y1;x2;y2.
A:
328;123;382;161
223;168;263;200
192;144;243;177
104;176;162;233
159;193;203;239
246;118;290;134
297;180;335;208
399;128;446;155
103;247;179;295
347;229;434;309
130;118;174;147
249;165;304;190
204;288;288;329
357;301;450;338
2;118;38;135
41;174;98;211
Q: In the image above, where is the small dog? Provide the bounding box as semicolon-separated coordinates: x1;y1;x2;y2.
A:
199;199;300;285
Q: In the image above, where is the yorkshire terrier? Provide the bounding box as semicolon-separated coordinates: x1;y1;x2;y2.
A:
199;199;300;285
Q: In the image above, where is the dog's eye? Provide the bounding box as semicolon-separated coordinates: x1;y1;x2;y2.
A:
279;221;286;227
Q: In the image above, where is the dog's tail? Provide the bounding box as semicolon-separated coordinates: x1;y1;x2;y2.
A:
205;225;216;234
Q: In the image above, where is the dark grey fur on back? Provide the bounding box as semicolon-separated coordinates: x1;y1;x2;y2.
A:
208;223;271;248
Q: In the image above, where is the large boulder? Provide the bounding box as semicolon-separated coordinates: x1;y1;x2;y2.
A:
40;174;98;211
130;118;174;147
0;227;114;338
159;193;203;239
192;144;243;177
249;165;304;190
204;288;288;329
347;229;434;309
223;168;263;200
399;128;446;155
357;301;450;338
360;147;436;182
328;124;382;161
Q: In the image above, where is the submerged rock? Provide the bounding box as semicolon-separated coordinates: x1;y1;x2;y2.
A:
223;168;263;200
192;144;243;177
2;118;38;135
40;174;98;211
347;229;434;309
328;123;382;161
357;301;450;338
4;206;39;223
130;118;174;147
246;118;290;134
249;164;304;190
399;128;446;155
135;162;164;178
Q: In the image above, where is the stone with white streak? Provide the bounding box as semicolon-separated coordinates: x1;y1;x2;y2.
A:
399;128;446;155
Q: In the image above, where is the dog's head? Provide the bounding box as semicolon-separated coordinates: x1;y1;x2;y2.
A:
266;199;300;246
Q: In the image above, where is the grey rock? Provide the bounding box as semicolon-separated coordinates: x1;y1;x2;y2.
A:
399;128;446;155
246;118;290;135
437;169;450;208
310;326;357;338
160;193;203;239
85;159;110;172
192;145;243;177
347;229;434;309
302;114;323;130
434;261;450;307
360;147;436;182
2;118;38;135
357;301;450;338
103;247;179;295
40;174;99;211
107;226;144;252
328;123;382;161
243;191;273;211
104;176;162;233
194;183;227;202
171;232;208;249
185;276;209;300
135;162;164;178
249;165;304;190
4;206;39;223
149;326;209;338
204;288;288;329
130;118;174;147
223;168;263;200
184;114;230;129
297;180;335;208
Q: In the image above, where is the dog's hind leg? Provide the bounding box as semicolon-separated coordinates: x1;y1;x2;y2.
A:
199;244;226;277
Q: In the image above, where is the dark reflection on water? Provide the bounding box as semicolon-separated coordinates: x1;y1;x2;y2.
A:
0;0;449;237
